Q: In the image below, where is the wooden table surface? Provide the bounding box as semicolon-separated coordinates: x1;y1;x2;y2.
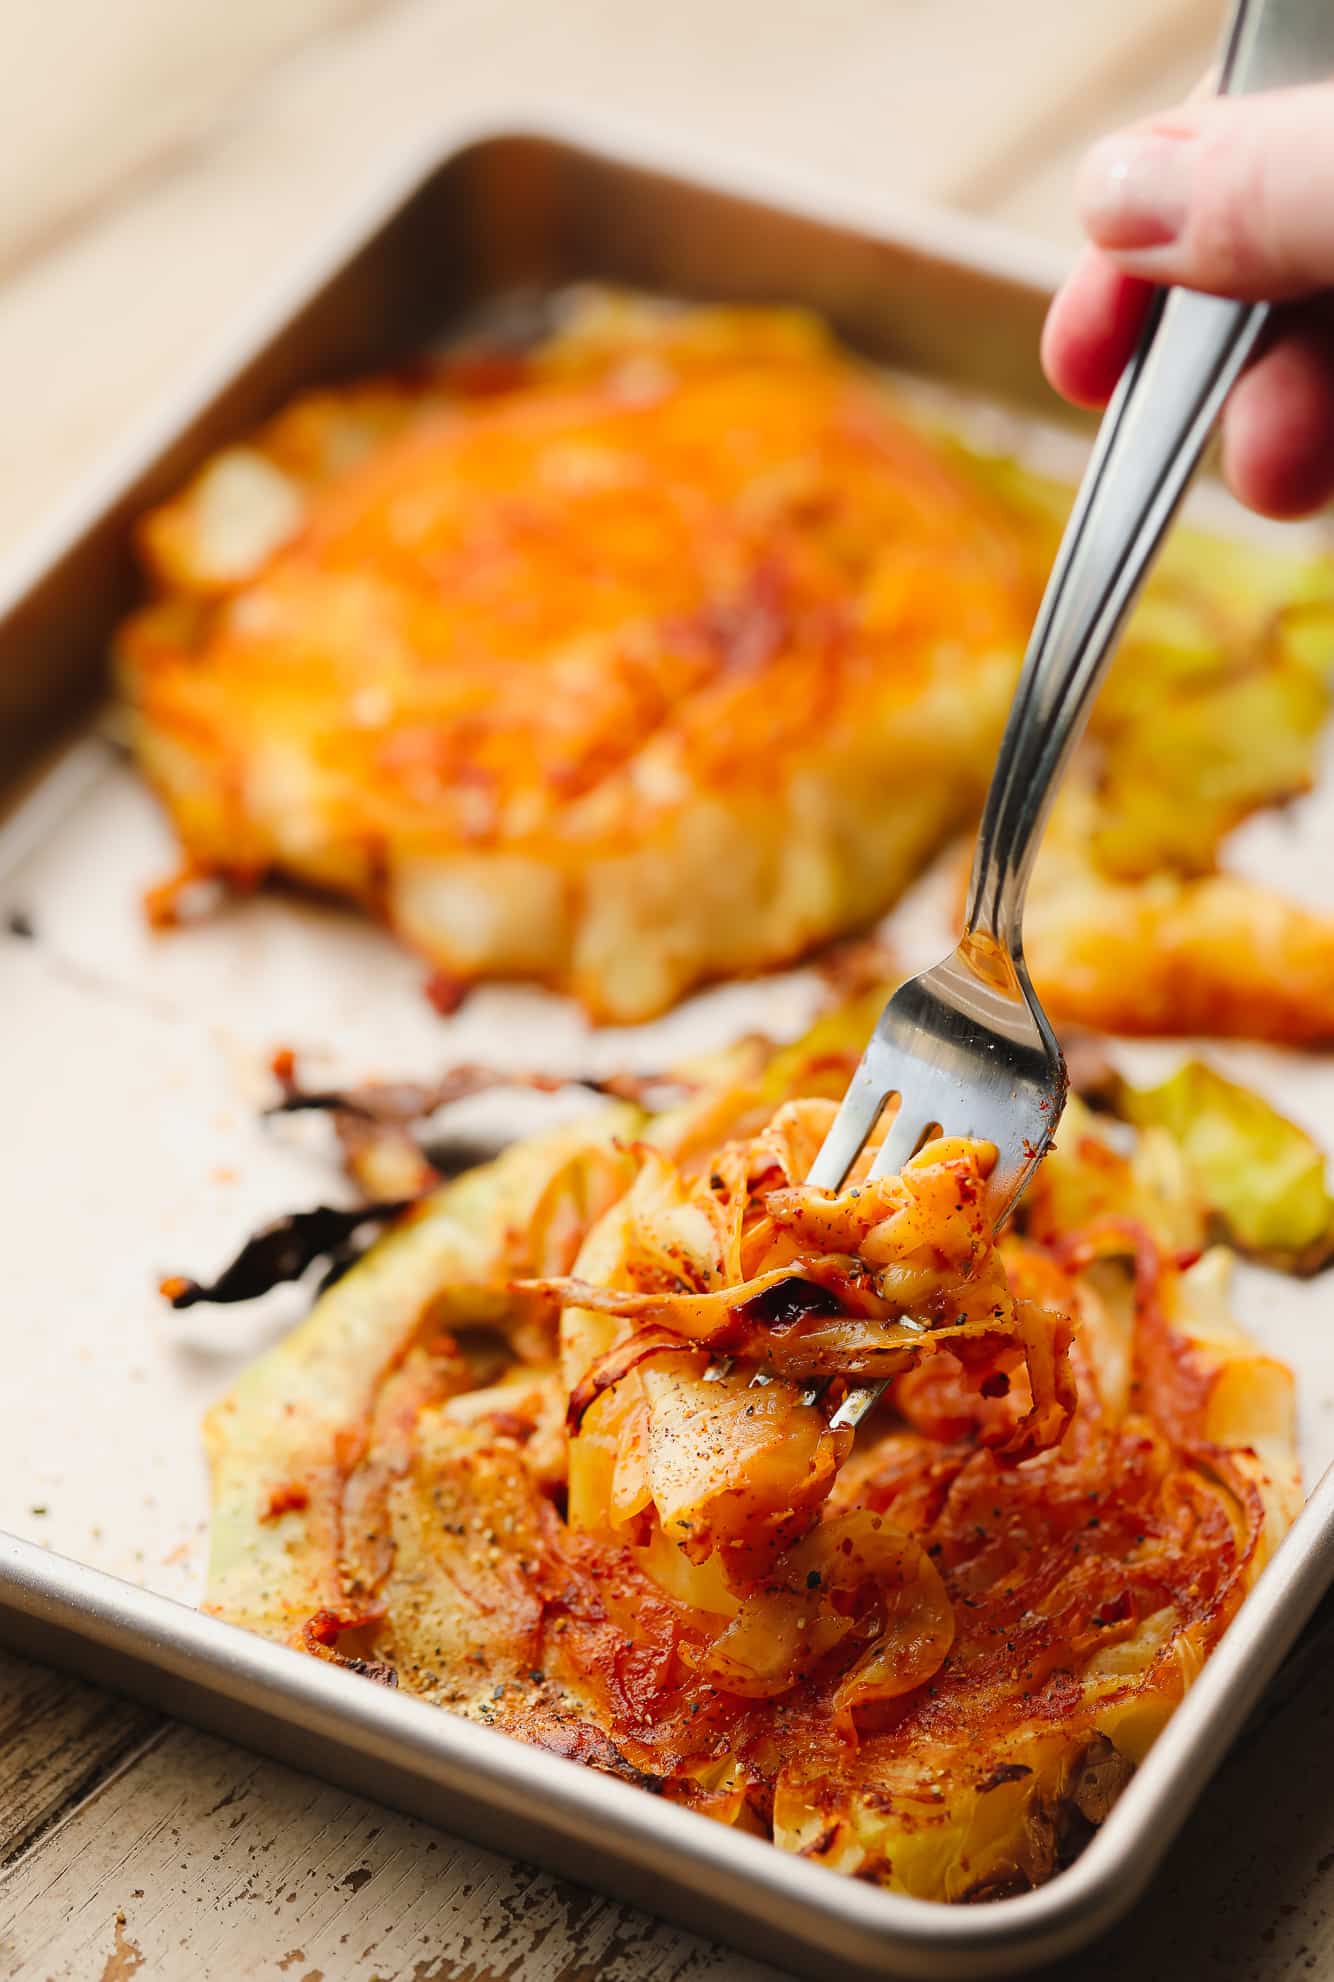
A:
4;2;1334;1976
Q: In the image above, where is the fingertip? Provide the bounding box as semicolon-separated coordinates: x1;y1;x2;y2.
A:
1221;317;1334;520
1041;250;1153;409
1040;289;1099;408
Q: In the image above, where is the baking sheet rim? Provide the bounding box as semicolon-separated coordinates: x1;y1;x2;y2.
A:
0;98;1069;632
0;106;1330;1977
3;1462;1332;1976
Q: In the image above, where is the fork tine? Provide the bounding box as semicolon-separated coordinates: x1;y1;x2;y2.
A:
715;1055;916;1391
704;1049;890;1387
745;1371;836;1401
828;1379;887;1430
805;1057;893;1192
865;1102;928;1183
838;1101;932;1420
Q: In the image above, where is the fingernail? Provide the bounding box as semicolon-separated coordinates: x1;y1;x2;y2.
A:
1077;133;1194;249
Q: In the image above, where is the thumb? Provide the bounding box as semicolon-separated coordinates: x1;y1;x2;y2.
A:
1077;82;1334;301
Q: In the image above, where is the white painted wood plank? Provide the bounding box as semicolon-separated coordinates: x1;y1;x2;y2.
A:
2;1618;1333;1981
0;1718;785;1981
0;0;1221;553
0;0;399;273
1;0;1219;278
976;29;1219;246
0;1649;161;1866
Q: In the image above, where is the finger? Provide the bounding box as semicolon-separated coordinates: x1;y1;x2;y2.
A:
1220;305;1334;518
1041;64;1213;408
1076;83;1334;301
1041;247;1153;407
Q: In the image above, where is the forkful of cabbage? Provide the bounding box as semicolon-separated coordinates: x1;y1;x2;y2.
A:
705;0;1300;1429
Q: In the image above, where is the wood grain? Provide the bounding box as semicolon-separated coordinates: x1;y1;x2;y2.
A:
0;0;398;277
2;1615;1334;1982
0;1709;784;1982
0;1651;161;1869
0;0;1225;554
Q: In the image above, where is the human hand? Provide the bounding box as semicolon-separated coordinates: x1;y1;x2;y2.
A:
1042;84;1334;518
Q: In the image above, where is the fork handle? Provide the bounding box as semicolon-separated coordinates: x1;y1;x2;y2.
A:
964;0;1334;953
964;285;1266;950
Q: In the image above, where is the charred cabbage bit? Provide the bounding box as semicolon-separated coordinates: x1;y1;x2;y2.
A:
267;1048;676;1120
204;1011;1300;1901
1117;1060;1334;1272
265;1045;688;1200
119;292;1334;1038
161;1201;411;1308
303;1608;399;1687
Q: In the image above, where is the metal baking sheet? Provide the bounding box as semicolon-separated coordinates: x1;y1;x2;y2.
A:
1;115;1332;1979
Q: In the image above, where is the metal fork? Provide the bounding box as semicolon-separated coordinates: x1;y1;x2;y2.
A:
709;0;1328;1430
